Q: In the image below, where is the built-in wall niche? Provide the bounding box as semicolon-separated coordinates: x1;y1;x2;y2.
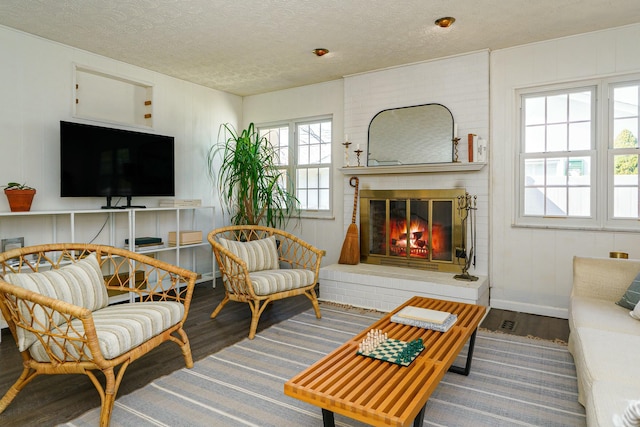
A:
73;65;153;128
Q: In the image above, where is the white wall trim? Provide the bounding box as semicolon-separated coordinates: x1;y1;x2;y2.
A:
490;299;569;320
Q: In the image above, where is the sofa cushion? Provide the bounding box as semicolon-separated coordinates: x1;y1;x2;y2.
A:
249;269;315;296
616;271;640;309
573;327;640;389
28;301;184;362
2;253;109;351
218;236;279;272
570;296;640;335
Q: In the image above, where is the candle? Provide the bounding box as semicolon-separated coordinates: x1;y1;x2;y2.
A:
345;134;349;142
357;143;360;150
454;124;458;138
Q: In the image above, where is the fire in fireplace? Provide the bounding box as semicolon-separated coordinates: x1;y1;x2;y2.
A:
360;189;466;272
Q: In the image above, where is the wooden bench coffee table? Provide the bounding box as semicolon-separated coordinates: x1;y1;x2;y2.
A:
284;296;486;427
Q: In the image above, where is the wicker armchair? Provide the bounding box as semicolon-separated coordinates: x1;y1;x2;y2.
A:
208;225;325;339
0;244;198;427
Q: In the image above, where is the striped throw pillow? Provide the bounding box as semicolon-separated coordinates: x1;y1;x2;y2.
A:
3;253;108;351
218;236;279;272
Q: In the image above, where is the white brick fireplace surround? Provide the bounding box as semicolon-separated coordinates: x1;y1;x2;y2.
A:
319;50;490;312
319;263;489;313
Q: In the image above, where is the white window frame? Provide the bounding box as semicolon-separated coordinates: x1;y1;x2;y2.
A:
515;74;640;231
258;115;333;218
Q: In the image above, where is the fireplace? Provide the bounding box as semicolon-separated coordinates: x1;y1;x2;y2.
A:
359;189;466;272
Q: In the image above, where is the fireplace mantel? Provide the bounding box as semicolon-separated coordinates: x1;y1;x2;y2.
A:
338;162;486;175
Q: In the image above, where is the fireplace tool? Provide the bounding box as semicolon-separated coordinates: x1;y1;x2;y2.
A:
454;192;478;281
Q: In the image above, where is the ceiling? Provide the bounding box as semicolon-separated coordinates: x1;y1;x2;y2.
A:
1;1;639;96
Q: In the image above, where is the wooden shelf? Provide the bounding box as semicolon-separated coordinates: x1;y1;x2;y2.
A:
338;162;486;175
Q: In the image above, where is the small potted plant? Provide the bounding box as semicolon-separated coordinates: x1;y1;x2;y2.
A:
3;182;36;212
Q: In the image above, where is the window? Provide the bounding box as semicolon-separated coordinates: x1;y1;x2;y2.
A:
259;117;332;214
516;75;640;230
610;82;640;219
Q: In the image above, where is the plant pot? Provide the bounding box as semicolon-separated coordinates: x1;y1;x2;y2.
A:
5;189;36;212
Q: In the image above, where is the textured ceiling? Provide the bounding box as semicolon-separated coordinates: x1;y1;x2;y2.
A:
1;1;639;96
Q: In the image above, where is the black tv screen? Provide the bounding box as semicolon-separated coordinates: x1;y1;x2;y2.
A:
60;121;175;207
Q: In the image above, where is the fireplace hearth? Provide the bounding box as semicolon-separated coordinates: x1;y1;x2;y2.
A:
360;189;466;273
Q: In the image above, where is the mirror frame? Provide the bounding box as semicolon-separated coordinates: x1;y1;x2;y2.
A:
367;103;454;166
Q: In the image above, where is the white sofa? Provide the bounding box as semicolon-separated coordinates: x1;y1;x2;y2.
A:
569;256;640;426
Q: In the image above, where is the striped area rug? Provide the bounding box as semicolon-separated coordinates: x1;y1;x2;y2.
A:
61;304;586;427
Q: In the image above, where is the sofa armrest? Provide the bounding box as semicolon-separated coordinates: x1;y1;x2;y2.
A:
572;256;640;302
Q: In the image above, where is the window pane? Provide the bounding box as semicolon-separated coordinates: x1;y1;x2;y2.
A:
525;126;545;153
309;144;321;164
298;145;309;165
547;124;567;152
546;158;566;186
525;97;546;125
568;187;590;216
613;119;638;147
307;189;319;210
297;169;307;188
614;86;638;118
614;154;638;182
547;94;568;123
614;187;638;218
524;159;545;185
308;167;319;188
568;122;591;151
524;188;545;215
297;189;307;209
546;187;567;215
319;167;330;188
568;157;590;186
569;92;591;122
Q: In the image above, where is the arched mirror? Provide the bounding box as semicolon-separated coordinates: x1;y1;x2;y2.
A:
367;103;454;166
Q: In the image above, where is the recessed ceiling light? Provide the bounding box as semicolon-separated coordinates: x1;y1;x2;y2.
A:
312;48;329;57
435;17;455;28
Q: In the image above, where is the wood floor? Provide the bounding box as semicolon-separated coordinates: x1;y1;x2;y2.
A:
0;282;570;426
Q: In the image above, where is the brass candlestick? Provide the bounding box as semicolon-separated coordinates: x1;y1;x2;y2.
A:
342;141;352;167
354;149;363;167
453;137;461;163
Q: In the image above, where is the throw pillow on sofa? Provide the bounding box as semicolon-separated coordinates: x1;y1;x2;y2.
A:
616;271;640;310
631;302;640;321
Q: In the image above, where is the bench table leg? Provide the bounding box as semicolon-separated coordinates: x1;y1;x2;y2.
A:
447;328;478;376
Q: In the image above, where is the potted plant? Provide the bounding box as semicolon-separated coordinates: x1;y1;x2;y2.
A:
207;123;299;228
3;182;36;212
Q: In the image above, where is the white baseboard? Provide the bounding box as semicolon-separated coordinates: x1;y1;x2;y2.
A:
490;299;569;320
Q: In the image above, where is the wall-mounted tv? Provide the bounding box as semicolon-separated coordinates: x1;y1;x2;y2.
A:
60;121;175;209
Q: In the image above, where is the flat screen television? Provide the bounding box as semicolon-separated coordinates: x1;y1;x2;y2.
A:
60;121;175;209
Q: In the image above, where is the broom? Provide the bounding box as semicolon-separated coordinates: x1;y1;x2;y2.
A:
338;176;360;265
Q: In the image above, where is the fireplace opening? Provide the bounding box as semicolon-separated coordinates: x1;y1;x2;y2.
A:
360;189;465;272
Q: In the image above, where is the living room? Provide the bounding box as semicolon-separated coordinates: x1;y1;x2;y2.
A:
0;2;639;425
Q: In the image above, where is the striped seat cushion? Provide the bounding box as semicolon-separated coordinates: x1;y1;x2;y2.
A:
2;253;109;351
218;236;279;272
28;301;184;362
249;269;315;296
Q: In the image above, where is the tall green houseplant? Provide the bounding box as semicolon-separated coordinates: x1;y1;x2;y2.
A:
208;123;299;228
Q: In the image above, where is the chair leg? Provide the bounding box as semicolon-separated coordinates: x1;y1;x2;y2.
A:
248;299;272;340
0;367;38;413
93;367;117;427
177;327;194;368
305;288;322;319
210;294;230;319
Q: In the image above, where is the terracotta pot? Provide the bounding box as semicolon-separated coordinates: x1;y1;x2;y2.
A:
4;189;36;212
